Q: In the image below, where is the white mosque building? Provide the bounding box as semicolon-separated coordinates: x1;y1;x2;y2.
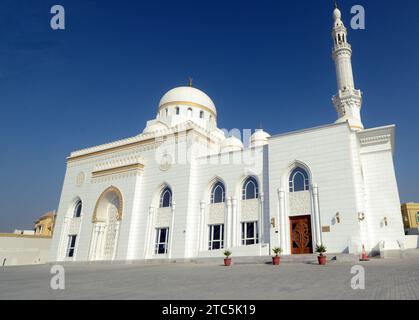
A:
49;6;406;263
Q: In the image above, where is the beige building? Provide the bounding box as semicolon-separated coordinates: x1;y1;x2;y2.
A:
34;211;56;236
401;203;419;229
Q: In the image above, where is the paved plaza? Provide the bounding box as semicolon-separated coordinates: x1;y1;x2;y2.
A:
1;250;419;300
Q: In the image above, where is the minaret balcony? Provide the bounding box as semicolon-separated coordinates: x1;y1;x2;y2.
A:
333;42;352;51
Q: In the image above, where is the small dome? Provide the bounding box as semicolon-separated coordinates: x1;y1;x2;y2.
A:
143;121;168;134
211;129;226;141
159;86;216;116
333;8;341;20
250;130;271;147
221;136;244;153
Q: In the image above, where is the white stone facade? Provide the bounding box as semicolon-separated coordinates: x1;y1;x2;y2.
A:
49;6;405;262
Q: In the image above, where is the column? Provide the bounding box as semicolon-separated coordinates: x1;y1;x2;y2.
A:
259;193;264;244
95;225;104;260
59;217;70;260
112;221;120;261
90;224;98;260
145;206;155;258
199;201;206;252
278;189;287;253
312;184;322;246
168;201;176;259
231;197;238;247
226;197;232;248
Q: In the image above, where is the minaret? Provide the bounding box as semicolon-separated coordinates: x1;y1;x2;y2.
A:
331;3;364;131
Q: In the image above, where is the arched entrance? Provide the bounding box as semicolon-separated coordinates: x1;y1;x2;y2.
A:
287;165;315;255
89;187;123;261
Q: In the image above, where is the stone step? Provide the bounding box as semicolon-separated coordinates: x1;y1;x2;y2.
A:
55;253;361;267
194;254;360;265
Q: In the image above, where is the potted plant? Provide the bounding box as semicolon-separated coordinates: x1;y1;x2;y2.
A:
224;250;232;266
272;247;283;266
316;244;327;265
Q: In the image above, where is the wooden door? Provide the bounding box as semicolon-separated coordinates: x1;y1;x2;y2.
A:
290;216;313;254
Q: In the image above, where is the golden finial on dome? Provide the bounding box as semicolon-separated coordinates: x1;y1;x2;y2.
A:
188;77;193;87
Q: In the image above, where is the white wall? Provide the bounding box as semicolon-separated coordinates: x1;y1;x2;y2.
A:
359;126;405;252
268;123;361;254
0;236;51;266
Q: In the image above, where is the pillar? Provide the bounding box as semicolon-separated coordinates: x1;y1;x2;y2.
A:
231;197;238;247
226;197;232;248
199;201;206;251
278;189;287;253
90;224;98;260
145;206;155;258
259;192;264;244
60;217;70;260
312;184;322;246
112;221;120;260
95;224;105;260
168;201;176;259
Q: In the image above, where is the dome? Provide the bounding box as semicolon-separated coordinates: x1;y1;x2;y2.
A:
158;86;217;116
250;129;271;147
221;136;244;153
143;121;168;134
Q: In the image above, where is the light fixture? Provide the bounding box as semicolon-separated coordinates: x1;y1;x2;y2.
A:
383;217;388;227
271;218;276;228
335;212;341;224
358;212;365;222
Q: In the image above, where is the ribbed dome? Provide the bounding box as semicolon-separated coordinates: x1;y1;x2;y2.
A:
221;136;244;153
159;86;216;116
250;130;271;147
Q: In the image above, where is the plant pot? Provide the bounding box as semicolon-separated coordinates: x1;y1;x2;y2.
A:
318;255;327;265
224;258;232;266
272;256;280;266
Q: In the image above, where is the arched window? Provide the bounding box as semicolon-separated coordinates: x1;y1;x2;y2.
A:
175;107;180;115
160;187;172;208
289;167;310;192
199;111;204;119
242;177;259;200
74;200;82;218
165;108;168;117
211;181;225;204
187;108;192;118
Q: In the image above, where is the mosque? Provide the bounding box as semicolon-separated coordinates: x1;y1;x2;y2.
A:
49;5;405;262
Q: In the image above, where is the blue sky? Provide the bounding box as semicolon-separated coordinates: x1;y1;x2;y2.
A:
0;0;418;232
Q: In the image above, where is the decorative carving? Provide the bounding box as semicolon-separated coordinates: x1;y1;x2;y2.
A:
359;134;391;146
155;207;172;228
290;216;313;254
92;186;123;223
92;163;144;178
208;203;225;225
292;222;310;251
289;191;311;216
91;170;143;184
76;172;85;187
241;199;259;222
159;153;173;172
68;218;81;234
